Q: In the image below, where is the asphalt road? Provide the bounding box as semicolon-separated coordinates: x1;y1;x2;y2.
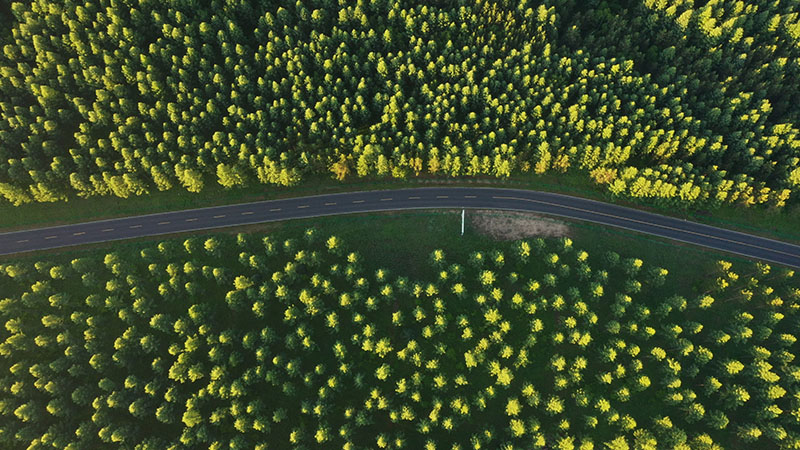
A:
1;187;799;268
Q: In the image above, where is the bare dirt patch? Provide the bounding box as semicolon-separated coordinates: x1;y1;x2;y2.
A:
468;209;570;241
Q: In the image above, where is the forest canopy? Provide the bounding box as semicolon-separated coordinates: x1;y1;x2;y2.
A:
1;0;800;209
0;229;798;448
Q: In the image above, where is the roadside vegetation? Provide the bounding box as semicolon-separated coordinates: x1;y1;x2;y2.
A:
1;221;798;449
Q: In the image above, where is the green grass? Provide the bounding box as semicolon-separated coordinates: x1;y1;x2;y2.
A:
0;210;494;280
565;219;744;292
0;174;505;231
0;174;354;231
516;171;800;246
691;201;800;243
0;172;587;231
297;210;757;297
3;208;750;298
303;210;493;279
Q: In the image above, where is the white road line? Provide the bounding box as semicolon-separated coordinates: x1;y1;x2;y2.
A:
73;232;85;236
129;225;142;229
324;202;337;206
101;228;114;232
270;208;282;212
213;215;226;218
298;205;310;209
436;195;449;199
464;195;477;199
380;198;393;201
16;239;28;243
241;211;254;215
185;218;198;222
45;236;57;240
352;200;365;204
157;221;170;225
408;196;421;200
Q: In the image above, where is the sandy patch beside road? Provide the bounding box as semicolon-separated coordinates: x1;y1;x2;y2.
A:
469;209;570;240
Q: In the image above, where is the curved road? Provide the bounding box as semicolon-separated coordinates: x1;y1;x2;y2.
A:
1;187;799;268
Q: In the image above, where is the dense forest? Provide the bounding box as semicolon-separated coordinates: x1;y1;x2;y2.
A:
1;0;800;208
0;229;798;448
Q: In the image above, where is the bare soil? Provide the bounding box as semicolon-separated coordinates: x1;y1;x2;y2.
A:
468;209;570;241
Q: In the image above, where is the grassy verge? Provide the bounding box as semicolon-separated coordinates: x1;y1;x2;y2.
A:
1;172;798;247
0;173;593;231
0;210;494;280
514;172;800;245
2;209;746;294
564;218;748;292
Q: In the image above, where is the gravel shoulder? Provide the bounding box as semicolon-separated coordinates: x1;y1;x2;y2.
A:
468;209;570;241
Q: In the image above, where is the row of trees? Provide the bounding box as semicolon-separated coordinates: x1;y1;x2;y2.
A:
0;0;799;208
1;228;798;448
